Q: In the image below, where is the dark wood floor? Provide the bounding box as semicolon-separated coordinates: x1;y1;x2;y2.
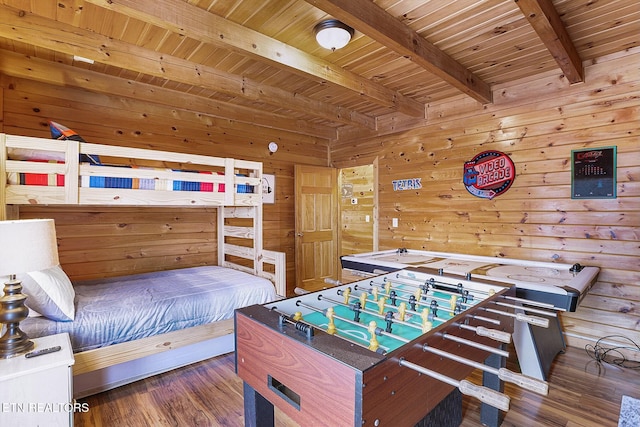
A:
75;345;640;427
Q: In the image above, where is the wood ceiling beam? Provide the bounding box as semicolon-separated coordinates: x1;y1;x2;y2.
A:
0;4;373;130
0;50;337;140
304;0;493;104
514;0;584;83
84;0;425;118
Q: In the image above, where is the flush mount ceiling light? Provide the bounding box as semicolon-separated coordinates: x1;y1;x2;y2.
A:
314;19;354;51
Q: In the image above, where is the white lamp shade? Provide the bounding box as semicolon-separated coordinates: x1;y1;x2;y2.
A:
0;219;59;276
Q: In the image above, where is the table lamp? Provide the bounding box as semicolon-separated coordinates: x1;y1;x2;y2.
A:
0;219;59;358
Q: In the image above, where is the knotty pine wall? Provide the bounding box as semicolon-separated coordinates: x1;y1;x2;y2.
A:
0;75;329;289
17;206;218;281
339;164;376;257
332;49;640;358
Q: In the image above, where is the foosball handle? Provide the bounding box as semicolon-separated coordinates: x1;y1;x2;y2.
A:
459;379;510;412
475;326;512;344
515;313;550;328
498;368;549;395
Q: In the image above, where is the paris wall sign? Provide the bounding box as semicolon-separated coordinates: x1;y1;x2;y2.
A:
463;150;516;199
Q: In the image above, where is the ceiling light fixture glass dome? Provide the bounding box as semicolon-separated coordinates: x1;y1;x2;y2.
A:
314;19;354;51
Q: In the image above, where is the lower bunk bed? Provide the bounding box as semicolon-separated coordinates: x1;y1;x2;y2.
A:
19;264;278;398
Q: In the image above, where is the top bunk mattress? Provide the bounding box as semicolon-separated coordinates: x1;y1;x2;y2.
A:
20;265;277;353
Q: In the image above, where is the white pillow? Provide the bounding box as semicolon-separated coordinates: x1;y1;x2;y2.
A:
18;265;75;322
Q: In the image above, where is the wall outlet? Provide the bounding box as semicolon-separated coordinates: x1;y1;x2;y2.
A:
365;215;370;223
392;218;398;227
351;198;358;205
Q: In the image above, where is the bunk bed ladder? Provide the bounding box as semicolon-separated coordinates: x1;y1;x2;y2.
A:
218;205;261;274
217;205;285;296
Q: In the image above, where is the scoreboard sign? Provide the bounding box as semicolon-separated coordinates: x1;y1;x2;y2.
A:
571;146;616;199
463;151;515;199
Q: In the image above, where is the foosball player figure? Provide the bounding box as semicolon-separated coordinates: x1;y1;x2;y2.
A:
450;294;458;312
421;308;433;333
384;280;392;297
367;320;379;352
385;311;394;333
325;307;336;335
398;302;407;321
342;287;351;304
409;294;417;311
359;291;368;310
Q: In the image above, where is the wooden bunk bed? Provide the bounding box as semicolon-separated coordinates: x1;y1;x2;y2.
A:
0;132;286;397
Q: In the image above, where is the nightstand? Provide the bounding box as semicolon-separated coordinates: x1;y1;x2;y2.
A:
0;333;75;427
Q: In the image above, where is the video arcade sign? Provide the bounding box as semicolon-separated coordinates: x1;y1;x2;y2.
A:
463;150;516;199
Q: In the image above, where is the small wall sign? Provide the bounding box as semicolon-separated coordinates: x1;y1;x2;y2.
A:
392;178;422;191
262;174;275;204
463;150;516;199
571;146;616;199
341;183;354;197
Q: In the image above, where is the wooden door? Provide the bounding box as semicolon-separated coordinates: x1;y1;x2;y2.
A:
294;165;338;292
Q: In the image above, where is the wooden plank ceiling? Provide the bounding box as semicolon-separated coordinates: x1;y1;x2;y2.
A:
0;0;637;141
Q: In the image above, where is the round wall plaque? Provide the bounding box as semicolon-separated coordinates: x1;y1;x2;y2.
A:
463;150;516;199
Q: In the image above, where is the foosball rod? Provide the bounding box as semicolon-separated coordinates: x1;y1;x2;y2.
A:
501;295;564;311
271;306;391;353
457;322;511;344
335;290;511;343
352;284;456;316
342;286;455;322
358;283;467;315
398;358;510;412
389;280;551;328
370;276;483;305
490;300;558;317
481;307;550;328
319;294;424;332
466;313;502;326
351;285;501;326
378;277;493;313
395;273;493;298
295;298;510;356
324;292;512;345
441;332;510;358
295;300;406;345
421;344;549;395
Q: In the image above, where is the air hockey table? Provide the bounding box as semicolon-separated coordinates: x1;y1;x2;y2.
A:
340;249;600;380
340;249;599;312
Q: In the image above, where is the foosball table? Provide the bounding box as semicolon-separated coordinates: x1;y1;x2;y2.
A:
340;249;600;380
235;267;553;427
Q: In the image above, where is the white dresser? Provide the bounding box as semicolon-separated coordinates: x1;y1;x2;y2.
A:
0;333;75;427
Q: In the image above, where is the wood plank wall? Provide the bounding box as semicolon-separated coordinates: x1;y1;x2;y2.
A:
339;164;375;257
0;74;330;289
332;49;640;359
16;206;217;281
